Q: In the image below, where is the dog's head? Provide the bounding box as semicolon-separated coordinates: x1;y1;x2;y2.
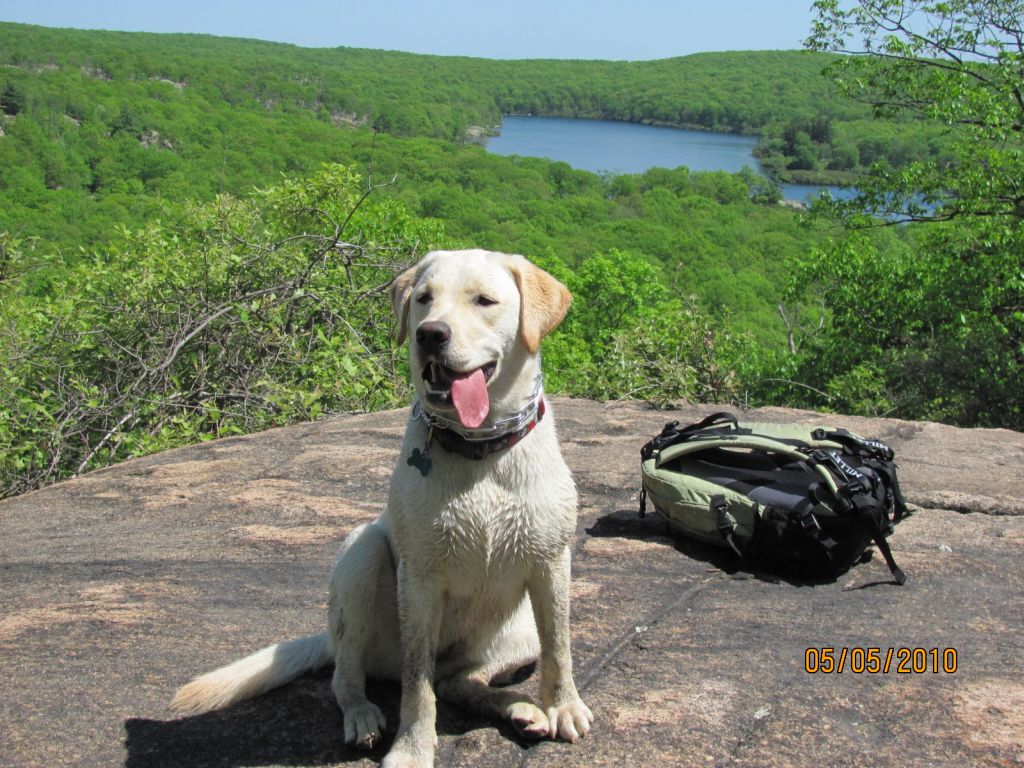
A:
391;249;572;428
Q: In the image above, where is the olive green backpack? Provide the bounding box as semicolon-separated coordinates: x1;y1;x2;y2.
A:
640;412;907;583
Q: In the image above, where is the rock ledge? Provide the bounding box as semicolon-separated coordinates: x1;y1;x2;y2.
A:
1;399;1022;768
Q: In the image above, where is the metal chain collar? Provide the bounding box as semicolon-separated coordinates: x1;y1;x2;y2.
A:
411;372;544;443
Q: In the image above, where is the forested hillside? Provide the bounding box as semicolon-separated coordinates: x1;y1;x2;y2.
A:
0;22;943;229
1;12;1018;498
1;24;853;136
0;22;881;336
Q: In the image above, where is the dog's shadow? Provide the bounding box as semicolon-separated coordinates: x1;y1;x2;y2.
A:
125;668;540;768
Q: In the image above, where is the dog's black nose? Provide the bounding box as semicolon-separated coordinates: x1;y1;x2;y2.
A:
416;321;451;354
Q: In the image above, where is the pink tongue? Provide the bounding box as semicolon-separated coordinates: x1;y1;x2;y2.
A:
450;368;489;428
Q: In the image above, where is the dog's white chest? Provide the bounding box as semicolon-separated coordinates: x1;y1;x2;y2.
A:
389;414;577;594
431;482;536;575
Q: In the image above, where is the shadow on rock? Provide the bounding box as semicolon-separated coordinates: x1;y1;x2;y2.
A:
125;670;543;768
586;507;742;573
585;508;879;588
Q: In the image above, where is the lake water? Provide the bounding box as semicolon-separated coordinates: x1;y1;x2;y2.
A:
485;116;854;204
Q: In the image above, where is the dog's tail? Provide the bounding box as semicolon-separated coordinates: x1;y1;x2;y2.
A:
170;632;332;714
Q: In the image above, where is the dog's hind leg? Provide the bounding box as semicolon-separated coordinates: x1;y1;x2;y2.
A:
328;521;400;749
435;598;548;739
435;665;550;740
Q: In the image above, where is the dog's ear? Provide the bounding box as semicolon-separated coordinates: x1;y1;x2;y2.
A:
390;263;420;346
506;255;573;354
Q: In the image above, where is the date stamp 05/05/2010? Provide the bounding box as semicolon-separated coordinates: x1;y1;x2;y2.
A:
804;647;958;674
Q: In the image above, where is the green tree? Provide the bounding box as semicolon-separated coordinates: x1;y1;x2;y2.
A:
1;81;25;115
570;249;666;346
110;106;140;137
807;0;1023;223
828;139;859;171
796;0;1024;428
787;131;819;171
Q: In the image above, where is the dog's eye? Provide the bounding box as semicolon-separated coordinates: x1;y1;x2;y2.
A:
475;295;498;307
416;292;432;305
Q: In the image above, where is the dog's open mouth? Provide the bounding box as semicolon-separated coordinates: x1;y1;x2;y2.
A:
423;361;497;428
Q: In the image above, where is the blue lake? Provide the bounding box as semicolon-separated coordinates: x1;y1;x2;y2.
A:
485;116;855;204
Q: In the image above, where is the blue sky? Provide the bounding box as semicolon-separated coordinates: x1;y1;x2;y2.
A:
0;1;815;60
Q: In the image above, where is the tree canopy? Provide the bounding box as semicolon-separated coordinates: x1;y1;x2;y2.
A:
1;18;1019;498
780;0;1024;427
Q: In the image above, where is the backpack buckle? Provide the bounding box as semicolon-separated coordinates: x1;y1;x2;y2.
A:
711;495;743;557
841;478;870;497
711;495;732;535
795;508;822;533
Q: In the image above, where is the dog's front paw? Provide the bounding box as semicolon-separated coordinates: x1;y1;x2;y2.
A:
381;752;431;768
507;701;550;739
342;699;387;750
381;733;435;768
380;747;433;768
545;698;594;743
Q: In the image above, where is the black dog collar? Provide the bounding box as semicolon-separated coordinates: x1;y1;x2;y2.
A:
432;398;545;460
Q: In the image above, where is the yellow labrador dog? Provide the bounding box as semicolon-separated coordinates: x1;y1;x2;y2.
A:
172;249;593;768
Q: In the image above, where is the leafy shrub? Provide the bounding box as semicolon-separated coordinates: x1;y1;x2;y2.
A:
0;165;443;496
568;299;749;408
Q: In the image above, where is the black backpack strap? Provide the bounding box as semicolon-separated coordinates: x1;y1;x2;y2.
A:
640;422;681;461
786;498;840;567
890;471;909;523
744;498;843;574
808;449;872;488
711;495;744;557
863;458;909;523
809;447;907;585
835;476;907;585
682;411;740;434
640;412;739;460
861;508;907;585
811;428;895;461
